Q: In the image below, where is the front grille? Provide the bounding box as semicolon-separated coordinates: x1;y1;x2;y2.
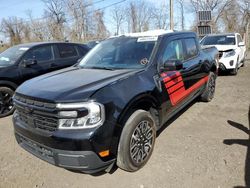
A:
34;114;58;132
218;51;223;59
14;94;58;132
16;110;58;132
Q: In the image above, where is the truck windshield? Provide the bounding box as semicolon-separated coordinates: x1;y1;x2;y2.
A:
0;46;28;66
201;35;235;45
79;37;156;70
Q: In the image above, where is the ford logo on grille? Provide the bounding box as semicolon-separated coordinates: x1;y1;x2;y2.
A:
24;106;33;114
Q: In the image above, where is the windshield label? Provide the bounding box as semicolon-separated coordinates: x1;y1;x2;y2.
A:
0;57;9;61
19;47;29;51
137;37;158;42
226;36;235;38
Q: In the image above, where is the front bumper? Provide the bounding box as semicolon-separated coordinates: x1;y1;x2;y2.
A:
12;113;116;174
15;133;115;173
219;56;238;70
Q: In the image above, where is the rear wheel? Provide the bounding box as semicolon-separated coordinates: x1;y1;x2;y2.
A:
0;87;15;118
117;110;156;172
200;72;216;102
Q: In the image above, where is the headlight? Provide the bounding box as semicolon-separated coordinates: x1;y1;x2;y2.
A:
224;50;236;58
57;101;105;129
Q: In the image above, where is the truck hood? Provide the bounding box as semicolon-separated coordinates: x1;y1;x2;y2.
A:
16;67;140;102
0;64;12;68
202;45;236;51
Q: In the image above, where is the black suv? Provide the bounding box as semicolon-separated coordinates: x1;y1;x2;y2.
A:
0;42;89;117
12;31;218;173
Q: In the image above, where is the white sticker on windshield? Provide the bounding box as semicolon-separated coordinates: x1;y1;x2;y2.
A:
19;47;29;51
137;36;158;42
0;57;9;61
226;36;235;38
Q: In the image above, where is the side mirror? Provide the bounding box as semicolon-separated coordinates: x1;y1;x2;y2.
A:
162;60;183;71
238;42;245;47
23;59;37;67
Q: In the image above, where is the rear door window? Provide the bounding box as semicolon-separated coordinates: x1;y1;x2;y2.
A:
183;38;198;59
23;45;53;63
57;44;78;58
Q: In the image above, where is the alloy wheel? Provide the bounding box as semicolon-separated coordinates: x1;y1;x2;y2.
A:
130;120;154;164
0;90;14;117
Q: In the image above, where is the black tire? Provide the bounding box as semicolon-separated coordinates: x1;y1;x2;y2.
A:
230;57;239;75
117;110;156;172
0;87;15;118
241;57;245;67
200;72;216;102
241;61;245;67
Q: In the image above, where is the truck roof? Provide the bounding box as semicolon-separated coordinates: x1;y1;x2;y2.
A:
110;29;174;38
13;41;88;48
205;33;239;37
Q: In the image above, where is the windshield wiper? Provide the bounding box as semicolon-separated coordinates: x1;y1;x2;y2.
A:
82;66;115;71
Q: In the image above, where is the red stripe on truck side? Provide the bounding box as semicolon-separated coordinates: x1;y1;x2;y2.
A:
161;71;209;106
166;81;184;94
169;76;208;105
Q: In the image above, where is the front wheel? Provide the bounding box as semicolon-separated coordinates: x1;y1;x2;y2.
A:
230;57;239;75
200;72;216;102
117;110;156;172
0;87;15;118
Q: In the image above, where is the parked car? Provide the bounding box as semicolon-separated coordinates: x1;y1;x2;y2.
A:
0;42;89;117
85;40;100;49
200;33;246;75
12;30;218;173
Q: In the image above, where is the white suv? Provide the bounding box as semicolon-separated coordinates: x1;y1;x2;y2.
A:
201;33;246;75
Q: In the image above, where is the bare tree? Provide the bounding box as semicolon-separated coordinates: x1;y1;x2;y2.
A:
93;10;108;40
190;0;224;12
221;0;240;32
111;5;125;35
66;0;91;41
126;0;154;33
177;0;185;30
239;0;250;32
26;10;48;41
152;1;168;29
0;17;25;45
190;0;232;32
129;2;137;32
42;0;66;40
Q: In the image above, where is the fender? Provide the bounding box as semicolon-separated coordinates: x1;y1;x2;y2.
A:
0;80;18;90
117;92;160;127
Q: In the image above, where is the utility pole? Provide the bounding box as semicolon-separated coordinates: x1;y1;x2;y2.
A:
246;22;249;49
170;0;174;30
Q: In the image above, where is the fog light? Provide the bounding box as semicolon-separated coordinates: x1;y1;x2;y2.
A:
229;60;234;66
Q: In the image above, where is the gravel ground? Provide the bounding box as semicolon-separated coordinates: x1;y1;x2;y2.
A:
0;57;250;188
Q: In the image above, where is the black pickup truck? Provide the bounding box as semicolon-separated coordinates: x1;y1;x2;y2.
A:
12;31;218;173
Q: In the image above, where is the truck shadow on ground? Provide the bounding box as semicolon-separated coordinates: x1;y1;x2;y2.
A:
218;70;240;77
223;106;250;188
157;99;197;137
